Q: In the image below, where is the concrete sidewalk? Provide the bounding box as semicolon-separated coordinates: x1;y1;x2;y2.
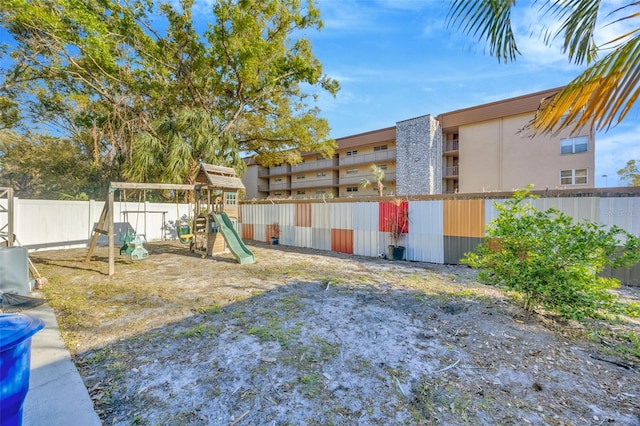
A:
22;304;101;426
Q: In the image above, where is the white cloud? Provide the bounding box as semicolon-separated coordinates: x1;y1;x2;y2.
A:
595;122;640;186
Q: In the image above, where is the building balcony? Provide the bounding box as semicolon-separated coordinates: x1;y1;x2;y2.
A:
339;172;396;186
338;149;396;167
443;166;459;178
443;139;459;152
269;182;291;191
257;184;269;192
291;158;339;173
258;164;291;178
291;177;339;190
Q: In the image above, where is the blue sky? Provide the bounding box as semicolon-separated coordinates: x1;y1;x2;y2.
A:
296;0;640;188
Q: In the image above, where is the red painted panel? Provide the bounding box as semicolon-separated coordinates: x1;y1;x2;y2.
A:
331;228;353;254
378;200;409;234
242;224;254;240
295;203;312;227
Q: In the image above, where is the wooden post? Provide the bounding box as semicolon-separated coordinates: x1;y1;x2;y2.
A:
108;190;114;276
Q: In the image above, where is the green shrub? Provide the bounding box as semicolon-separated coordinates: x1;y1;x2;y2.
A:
463;187;640;319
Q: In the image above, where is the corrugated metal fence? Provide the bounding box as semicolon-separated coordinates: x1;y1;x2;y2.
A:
241;189;640;286
2;189;639;285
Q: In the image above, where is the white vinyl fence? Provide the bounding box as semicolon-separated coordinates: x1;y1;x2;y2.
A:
4;197;192;250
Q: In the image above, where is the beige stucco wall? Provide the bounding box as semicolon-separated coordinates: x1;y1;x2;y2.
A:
459;113;594;192
242;165;261;200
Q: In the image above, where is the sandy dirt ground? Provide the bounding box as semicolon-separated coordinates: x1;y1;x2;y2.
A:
30;241;640;425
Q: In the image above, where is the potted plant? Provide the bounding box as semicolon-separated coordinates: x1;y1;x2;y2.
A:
271;222;280;245
386;200;408;261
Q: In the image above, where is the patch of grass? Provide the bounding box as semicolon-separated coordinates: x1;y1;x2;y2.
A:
247;319;301;349
410;377;477;423
298;374;324;398
176;323;217;338
193;303;221;316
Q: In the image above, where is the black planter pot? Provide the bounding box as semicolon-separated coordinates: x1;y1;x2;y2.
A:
388;245;406;261
271;237;279;245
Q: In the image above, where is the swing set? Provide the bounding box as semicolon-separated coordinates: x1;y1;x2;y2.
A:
85;163;252;276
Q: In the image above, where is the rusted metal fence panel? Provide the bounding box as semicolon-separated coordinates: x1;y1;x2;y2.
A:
331;228;353;254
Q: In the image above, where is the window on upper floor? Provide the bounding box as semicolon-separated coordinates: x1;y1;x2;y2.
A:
376;164;388;170
316;189;326;194
560;136;588;154
296;175;305;180
297;190;306;195
274;192;282;196
274;177;282;182
317;172;326;177
373;145;388;151
560;168;588;185
346;186;358;192
346;169;358;174
346;150;358;156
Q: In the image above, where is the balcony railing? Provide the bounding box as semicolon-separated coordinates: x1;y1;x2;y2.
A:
443;166;459;177
269;182;291;191
339;172;396;186
291;158;339;173
257;184;269;192
258;165;292;178
291;177;339;189
339;149;396;167
443;139;459;152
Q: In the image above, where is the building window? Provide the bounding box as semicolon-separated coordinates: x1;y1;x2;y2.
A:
346;169;358;174
316;189;326;194
317;172;326;177
274;192;282;196
296;175;305;180
346;186;358;192
274;177;282;182
297;190;306;195
376;164;388;170
373;145;388;151
560;136;588;154
225;192;237;205
560;169;588;185
346;150;358;156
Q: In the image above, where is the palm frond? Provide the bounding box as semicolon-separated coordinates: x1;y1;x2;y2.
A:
532;32;640;133
447;0;520;63
540;0;601;65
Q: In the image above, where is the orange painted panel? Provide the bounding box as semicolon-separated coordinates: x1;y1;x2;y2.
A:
242;224;254;240
295;203;312;227
266;224;279;242
443;199;485;238
378;200;409;234
331;228;353;254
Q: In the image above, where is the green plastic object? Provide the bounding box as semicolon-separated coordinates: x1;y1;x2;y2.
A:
211;213;255;264
130;235;149;261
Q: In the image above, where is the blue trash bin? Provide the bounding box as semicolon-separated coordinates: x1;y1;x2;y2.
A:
0;314;45;426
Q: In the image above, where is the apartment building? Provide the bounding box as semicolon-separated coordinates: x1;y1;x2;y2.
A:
242;87;595;199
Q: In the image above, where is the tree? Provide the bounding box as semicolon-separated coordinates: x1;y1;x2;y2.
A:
463;187;640;319
359;165;385;196
0;0;339;186
448;1;639;134
0;131;102;199
617;159;640;186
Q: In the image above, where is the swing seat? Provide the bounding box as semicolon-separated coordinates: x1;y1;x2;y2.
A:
119;232;136;255
130;234;149;261
177;224;194;244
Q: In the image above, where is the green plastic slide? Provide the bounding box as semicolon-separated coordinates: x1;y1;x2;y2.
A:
211;213;255;264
